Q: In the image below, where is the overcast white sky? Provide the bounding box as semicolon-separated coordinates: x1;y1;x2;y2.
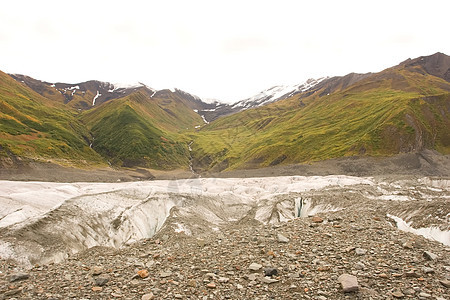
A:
0;0;448;103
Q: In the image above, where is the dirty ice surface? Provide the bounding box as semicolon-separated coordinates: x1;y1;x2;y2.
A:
0;175;448;267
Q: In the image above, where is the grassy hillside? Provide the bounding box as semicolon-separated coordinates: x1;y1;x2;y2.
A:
1;53;449;172
190;61;450;171
80;88;204;169
0;71;104;167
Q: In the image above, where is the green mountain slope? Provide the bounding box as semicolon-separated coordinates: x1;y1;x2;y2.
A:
1;53;449;173
190;53;450;171
0;71;103;167
80;88;204;168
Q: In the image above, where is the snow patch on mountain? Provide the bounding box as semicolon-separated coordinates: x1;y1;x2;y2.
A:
201;115;209;124
92;91;101;106
111;82;145;90
232;77;328;110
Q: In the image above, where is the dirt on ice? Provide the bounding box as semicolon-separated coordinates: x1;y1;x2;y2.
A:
0;175;449;299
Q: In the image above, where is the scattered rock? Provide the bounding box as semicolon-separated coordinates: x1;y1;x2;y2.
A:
260;276;279;284
249;262;263;271
311;216;324;223
9;272;29;282
137;269;149;278
440;279;450;288
277;233;289;243
355;248;367;255
423;251;437;260
405;270;420;278
94;276;109;286
392;290;405;298
1;179;449;300
159;271;172;278
418;292;431;298
3;288;21;297
338;274;359;293
264;267;278;277
218;276;229;283
197;238;206;247
141;293;155;300
247;273;258;281
355;262;365;270
402;241;414;249
92;266;103;275
187;279;197;287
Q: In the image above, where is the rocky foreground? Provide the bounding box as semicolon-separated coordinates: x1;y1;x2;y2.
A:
1;188;449;300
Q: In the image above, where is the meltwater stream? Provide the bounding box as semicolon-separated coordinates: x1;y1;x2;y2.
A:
0;176;448;268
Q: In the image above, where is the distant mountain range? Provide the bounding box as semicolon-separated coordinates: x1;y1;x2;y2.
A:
1;52;449;172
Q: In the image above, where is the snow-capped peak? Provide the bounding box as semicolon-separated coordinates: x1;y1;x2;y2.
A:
232;77;328;110
109;82;149;92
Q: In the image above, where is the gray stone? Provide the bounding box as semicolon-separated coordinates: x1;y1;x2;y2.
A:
141;293;154;300
247;273;258;281
187;279;197;287
403;288;416;295
402;241;414;249
418;292;431;298
3;288;21;297
392;290;404;298
355;262;365;270
423;251;437;260
422;267;434;274
440;279;450;288
94;276;109;286
92;266;103;276
277;233;290;243
9;272;30;282
249;262;263;271
264;267;278;277
260;276;279;284
160;271;172;278
338;274;359;293
405;270;420;278
355;248;367;255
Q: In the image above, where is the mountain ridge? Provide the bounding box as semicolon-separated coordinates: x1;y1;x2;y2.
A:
1;52;449;173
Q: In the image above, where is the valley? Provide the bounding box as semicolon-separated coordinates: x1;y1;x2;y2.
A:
0;52;449;299
1;52;449;175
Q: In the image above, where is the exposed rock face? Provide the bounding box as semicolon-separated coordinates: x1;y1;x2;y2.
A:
401;52;450;82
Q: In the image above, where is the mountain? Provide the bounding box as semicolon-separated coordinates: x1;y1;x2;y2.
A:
0;71;104;168
231;77;328;110
400;51;450;81
9;74;151;109
1;52;449;173
190;52;450;172
80;87;205;168
197;78;328;122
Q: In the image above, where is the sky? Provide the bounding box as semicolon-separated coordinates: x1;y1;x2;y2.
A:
0;0;449;103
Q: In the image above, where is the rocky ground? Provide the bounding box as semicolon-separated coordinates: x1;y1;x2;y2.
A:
1;150;449;182
1;184;449;300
